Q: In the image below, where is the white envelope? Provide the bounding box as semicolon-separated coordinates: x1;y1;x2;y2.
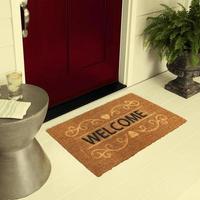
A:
0;99;31;119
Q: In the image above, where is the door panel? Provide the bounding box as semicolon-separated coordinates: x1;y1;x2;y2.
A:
69;0;106;70
24;0;122;106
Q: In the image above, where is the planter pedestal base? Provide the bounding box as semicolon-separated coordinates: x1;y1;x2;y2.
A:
166;58;200;98
165;78;200;98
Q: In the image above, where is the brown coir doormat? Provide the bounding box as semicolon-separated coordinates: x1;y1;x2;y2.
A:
47;93;186;176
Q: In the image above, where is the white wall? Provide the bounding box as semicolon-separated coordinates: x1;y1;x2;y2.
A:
120;0;190;86
0;0;16;85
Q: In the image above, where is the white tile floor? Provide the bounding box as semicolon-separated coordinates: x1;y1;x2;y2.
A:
21;72;200;200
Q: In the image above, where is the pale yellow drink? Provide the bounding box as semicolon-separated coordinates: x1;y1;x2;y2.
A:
6;72;23;100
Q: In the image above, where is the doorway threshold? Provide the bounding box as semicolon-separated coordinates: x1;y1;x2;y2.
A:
45;82;126;122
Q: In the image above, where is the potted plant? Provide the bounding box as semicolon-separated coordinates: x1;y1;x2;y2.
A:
143;0;200;98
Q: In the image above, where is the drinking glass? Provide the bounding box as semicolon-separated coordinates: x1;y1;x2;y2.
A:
6;72;23;100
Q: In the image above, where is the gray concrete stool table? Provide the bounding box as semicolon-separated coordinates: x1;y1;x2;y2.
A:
0;84;51;200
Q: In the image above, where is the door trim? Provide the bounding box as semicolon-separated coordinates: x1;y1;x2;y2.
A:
12;0;135;85
10;0;25;83
118;0;137;86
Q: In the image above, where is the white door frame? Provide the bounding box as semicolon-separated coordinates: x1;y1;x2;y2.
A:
119;0;137;86
10;0;25;83
11;0;136;86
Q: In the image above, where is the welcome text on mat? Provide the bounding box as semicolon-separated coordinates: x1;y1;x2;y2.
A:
81;110;148;145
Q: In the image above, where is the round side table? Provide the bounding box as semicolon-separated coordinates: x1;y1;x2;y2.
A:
0;84;51;200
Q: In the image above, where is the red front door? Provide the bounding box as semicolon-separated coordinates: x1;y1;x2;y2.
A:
23;0;122;106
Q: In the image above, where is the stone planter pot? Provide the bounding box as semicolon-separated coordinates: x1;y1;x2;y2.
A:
165;55;200;98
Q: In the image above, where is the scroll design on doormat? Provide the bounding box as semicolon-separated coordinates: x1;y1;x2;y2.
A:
90;114;169;160
65;100;141;137
136;114;168;133
110;100;140;117
65;119;104;137
91;134;129;159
